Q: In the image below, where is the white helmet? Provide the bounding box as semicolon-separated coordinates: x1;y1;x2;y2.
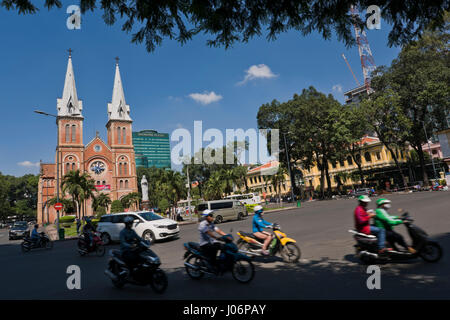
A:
358;195;371;203
253;205;264;214
202;209;214;217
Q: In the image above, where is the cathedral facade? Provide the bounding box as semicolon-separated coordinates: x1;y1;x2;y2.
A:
37;55;138;224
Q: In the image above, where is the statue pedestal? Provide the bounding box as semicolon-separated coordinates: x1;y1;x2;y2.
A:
141;201;150;211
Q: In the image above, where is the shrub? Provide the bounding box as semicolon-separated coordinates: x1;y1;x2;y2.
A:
95;207;107;218
60;215;76;227
110;200;124;213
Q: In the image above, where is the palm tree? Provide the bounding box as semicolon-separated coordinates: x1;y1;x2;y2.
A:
163;171;187;207
204;171;225;200
81;175;96;218
233;165;249;193
222;169;237;196
121;192;141;211
61;170;84;218
92;193;112;214
269;166;287;206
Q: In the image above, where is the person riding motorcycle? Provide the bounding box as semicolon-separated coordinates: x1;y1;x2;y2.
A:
354;195;389;254
374;198;416;254
198;209;227;271
119;216;144;270
252;205;273;255
82;217;96;249
30;224;40;246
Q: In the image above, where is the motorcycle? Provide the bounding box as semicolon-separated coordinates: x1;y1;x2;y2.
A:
77;231;105;257
237;223;301;263
21;232;53;252
104;240;168;293
183;234;255;283
349;211;443;264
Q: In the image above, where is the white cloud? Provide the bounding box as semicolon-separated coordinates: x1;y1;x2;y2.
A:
332;84;343;93
237;64;277;85
188;91;223;105
18;161;40;167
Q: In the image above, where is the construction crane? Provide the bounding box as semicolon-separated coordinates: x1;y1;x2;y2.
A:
350;5;377;94
342;53;361;87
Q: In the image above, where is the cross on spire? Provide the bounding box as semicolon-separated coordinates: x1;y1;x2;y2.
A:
68;48;73;58
115;56;119;65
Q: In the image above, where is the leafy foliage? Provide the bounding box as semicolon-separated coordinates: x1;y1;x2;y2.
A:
2;1;448;52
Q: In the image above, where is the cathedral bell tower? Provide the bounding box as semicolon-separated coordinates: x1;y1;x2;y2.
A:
56;50;84;177
106;58;137;201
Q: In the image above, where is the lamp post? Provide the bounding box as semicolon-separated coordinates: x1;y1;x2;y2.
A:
421;121;438;182
34;109;80;239
282;132;296;202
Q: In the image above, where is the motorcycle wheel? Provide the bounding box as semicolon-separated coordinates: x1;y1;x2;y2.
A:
231;259;255;284
185;255;204;280
420;241;443;263
44;239;53;250
280;243;301;263
96;245;106;257
21;242;30;253
111;263;125;289
150;269;168;294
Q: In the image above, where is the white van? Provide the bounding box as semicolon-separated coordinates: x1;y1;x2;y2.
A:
97;211;180;245
197;200;247;224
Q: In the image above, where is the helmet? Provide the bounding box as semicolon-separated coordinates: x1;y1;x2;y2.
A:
253;205;264;214
376;198;391;206
358;195;371;203
124;216;134;227
201;209;214;217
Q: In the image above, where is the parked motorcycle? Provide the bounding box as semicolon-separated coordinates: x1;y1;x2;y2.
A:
183;234;255;283
104;240;168;293
21;232;53;252
237;223;301;263
78;232;105;257
349;211;443;264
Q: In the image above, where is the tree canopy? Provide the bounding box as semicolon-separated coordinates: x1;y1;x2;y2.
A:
2;0;448;52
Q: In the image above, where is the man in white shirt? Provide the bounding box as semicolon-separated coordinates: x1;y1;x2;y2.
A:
198;209;227;270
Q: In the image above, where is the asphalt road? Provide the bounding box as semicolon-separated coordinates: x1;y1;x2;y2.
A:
0;191;449;300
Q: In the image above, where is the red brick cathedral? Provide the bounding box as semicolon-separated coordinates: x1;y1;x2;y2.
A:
37;54;138;224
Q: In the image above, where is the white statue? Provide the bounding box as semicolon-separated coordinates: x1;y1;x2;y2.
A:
141;175;149;202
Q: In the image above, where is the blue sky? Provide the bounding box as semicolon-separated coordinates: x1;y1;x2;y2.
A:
0;3;401;176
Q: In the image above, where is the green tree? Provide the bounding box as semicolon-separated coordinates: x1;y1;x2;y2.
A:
204;171;225;200
269;166;287;205
369;17;450;185
120;192;140;210
92;193;112;213
61;170;95;218
4;1;447;52
110;200;124;213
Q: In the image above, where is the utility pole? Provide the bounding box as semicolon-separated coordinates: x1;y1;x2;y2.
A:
422;121;438;181
283;133;295;202
187;165;192;219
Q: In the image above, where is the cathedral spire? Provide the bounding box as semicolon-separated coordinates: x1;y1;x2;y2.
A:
107;59;132;121
57;51;83;117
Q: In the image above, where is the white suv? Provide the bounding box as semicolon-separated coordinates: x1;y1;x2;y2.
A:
97;211;180;245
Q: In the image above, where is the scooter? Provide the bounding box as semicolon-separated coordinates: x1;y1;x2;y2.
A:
104;240;168;293
21;232;53;252
77;231;105;257
236;223;301;263
183;234;255;283
349;211;443;264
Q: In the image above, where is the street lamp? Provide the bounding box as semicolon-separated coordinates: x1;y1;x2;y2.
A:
282;132;296;202
421;120;438;182
34;109;80;239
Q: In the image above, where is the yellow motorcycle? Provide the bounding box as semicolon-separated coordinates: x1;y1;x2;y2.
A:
237;223;301;263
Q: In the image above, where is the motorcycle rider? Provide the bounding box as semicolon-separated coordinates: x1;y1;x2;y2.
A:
120;216;143;271
374;198;416;254
198;209;227;271
354;195;389;254
252;205;273;255
82;217;96;250
30;224;40;247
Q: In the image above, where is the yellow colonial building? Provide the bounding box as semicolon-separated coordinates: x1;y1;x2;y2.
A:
245;161;292;198
300;136;408;191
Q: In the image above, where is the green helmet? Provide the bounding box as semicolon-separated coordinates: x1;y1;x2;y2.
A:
358;195;371;203
376;198;391;206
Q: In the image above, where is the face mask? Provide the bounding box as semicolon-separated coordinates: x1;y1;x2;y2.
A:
384;204;391;209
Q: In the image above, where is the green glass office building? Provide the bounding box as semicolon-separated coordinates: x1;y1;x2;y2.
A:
133;130;171;169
